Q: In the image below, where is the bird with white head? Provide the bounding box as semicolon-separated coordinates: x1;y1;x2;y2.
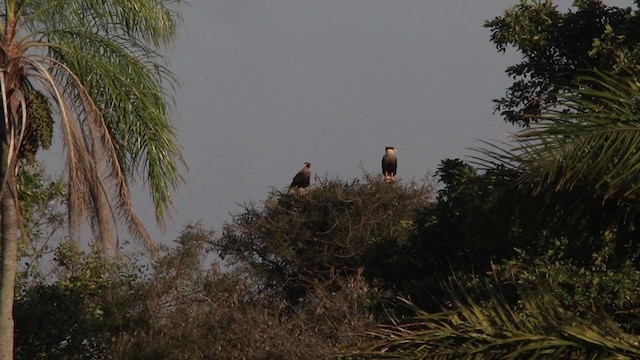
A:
288;162;311;195
382;147;397;182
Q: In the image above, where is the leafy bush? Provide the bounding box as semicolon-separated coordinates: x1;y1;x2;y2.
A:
212;174;434;308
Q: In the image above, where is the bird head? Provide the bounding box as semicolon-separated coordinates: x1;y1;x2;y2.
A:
304;162;311;169
385;146;397;154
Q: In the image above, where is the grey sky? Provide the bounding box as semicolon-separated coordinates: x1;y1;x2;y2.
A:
71;1;638;244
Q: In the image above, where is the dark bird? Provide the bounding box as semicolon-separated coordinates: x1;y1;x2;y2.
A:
288;162;311;195
382;146;397;182
520;97;541;126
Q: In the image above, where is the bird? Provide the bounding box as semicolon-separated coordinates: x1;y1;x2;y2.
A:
288;162;311;195
382;146;397;182
519;97;541;126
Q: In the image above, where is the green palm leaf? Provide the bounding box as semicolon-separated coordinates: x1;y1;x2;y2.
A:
351;289;640;359
476;70;640;204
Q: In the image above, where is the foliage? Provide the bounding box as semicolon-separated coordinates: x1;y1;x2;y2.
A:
15;163;67;285
475;70;640;269
347;16;640;357
493;249;640;333
13;223;377;359
377;159;531;311
14;164;640;358
485;0;640;126
347;65;640;358
484;70;640;202
212;174;434;307
350;286;640;359
14;241;146;360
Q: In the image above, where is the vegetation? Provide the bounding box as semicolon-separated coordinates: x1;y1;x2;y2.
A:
0;0;185;358
13;222;376;360
356;288;640;359
10;0;640;359
213;175;433;308
485;0;640;126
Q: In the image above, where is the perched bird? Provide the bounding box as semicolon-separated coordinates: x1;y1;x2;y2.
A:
382;146;397;182
288;162;311;195
519;97;541;126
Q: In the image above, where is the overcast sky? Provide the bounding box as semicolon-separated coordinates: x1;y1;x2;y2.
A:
54;0;636;246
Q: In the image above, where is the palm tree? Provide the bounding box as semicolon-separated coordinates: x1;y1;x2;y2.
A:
0;1;185;358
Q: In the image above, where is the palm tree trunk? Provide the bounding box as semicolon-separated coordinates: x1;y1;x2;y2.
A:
0;141;16;360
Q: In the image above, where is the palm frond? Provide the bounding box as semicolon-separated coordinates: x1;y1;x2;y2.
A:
475;70;640;203
22;0;183;46
39;29;185;227
352;289;640;359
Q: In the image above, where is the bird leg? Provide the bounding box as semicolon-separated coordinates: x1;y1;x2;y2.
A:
383;172;395;183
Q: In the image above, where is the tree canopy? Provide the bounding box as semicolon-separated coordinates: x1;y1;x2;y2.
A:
486;0;640;126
